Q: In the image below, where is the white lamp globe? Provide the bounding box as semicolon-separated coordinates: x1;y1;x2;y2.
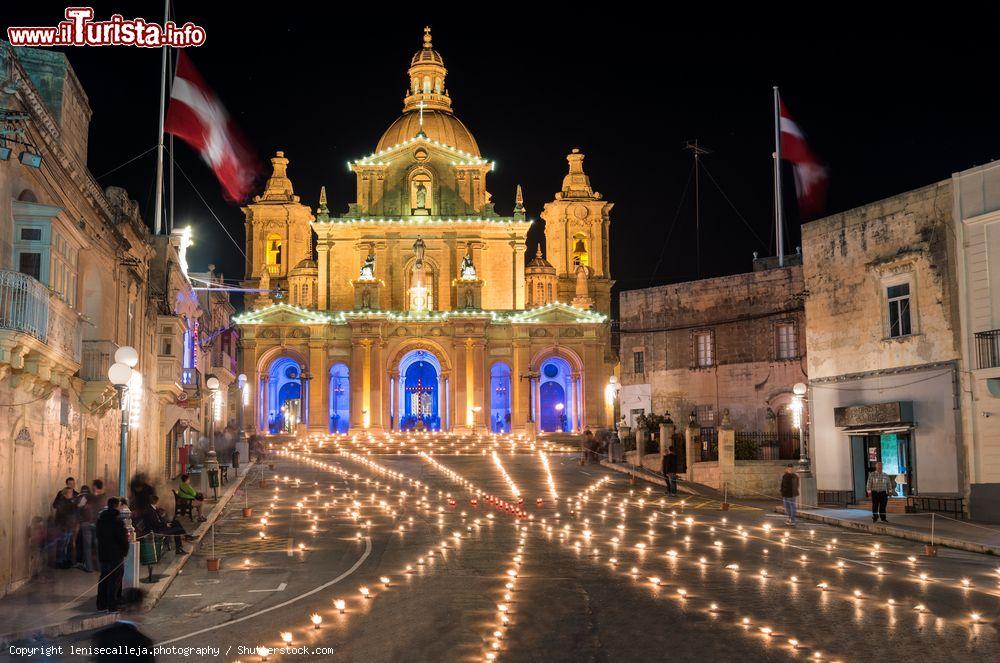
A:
206;376;220;391
792;382;807;396
114;346;139;368
108;362;133;386
237;373;247;388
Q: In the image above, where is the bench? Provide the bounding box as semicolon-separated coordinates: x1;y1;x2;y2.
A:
173;490;194;522
906;495;965;519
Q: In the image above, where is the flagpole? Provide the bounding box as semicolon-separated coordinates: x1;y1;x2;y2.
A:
773;85;784;267
153;0;170;235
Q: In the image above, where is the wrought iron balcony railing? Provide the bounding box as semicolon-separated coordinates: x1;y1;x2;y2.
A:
81;340;118;381
0;269;50;342
975;329;1000;369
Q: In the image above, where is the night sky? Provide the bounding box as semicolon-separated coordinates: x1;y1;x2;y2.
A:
6;5;1000;310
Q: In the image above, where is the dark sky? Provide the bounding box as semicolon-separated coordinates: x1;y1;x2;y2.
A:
7;4;1000;308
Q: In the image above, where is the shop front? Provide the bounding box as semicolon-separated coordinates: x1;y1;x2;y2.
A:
835;402;915;501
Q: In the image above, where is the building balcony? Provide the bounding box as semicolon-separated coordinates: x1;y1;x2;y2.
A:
974;329;1000;370
0;269;82;397
80;339;117;412
210;349;237;381
156;354;184;399
181;367;200;391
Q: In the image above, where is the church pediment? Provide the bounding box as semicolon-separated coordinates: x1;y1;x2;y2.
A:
234;303;332;326
509;302;606;325
352;133;491;169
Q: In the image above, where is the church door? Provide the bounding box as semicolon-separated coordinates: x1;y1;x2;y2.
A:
402;360;439;431
539;381;567;433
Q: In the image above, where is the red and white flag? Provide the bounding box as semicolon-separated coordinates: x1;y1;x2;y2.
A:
779;100;828;219
165;52;259;202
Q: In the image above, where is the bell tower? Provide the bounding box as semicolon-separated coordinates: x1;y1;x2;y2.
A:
242;151;315;300
540;149;614;313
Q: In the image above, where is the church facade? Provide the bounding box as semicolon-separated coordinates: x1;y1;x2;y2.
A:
235;28;616;436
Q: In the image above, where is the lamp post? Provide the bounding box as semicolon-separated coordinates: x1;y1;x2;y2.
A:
790;382;817;509
237;373;247;439
107;345;139;589
555;402;565;433
605;376;621;429
518;369;540;440
205;376;221;497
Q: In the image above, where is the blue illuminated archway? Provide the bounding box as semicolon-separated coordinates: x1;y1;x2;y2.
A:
490;362;511;433
267;357;303;433
329;363;350;433
538;356;575;433
397;349;441;431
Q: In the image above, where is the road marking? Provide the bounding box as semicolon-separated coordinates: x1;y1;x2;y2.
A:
157;536;373;646
174;593;202;598
248;582;287;593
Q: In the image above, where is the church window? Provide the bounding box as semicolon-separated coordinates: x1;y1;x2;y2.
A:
547;283;553;301
265;234;282;271
302;284;310;306
422;76;431;93
572;233;590;267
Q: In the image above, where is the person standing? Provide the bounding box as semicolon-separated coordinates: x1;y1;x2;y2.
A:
866;461;895;523
661;446;679;497
79;480;107;573
51;479;80;568
96;498;129;612
780;464;800;526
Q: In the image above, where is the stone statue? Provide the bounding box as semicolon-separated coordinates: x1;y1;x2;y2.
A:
460;248;477;280
415;182;427;209
359;251;375;280
361;287;371;309
465;287;474;309
413;236;426;267
259;262;271;291
575;264;589;296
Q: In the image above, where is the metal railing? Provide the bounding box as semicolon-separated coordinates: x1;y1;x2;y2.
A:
700;427;718;461
734;431;800;461
0;269;49;342
81;340;117;381
974;329;1000;369
211;350;237;374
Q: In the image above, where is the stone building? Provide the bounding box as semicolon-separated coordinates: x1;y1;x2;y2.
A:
236;28;616;436
951;161;1000;520
802;181;964;507
0;46;226;597
619;257;807;456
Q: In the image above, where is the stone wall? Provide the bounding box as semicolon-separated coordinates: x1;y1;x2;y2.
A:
619;264;807;430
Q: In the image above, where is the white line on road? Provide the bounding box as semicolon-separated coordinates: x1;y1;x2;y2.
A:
157;536;373;646
174;593;202;598
248;582;287;593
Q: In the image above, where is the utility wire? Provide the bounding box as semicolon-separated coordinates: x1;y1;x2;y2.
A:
170;151;247;259
698;160;769;249
650;162;695;277
94;144;158;180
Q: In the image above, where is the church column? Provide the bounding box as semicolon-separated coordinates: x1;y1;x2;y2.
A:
511;241;527;310
373;340;386;431
471;340;486;431
572;372;583;433
439;370;449;432
349;339;366;431
308;341;327;433
317;236;332;310
512;341;530;434
454;340;469;431
388;370;399;431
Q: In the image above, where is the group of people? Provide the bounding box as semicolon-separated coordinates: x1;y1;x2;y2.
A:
49;477;108;572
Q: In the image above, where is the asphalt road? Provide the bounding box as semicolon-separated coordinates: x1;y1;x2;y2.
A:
39;450;1000;662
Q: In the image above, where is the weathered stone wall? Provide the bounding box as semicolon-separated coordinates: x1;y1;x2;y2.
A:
619;265;807;430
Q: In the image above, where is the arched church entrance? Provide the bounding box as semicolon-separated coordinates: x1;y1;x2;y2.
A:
397;349;441;431
538;356;576;433
263;356;304;434
329;363;350;433
490;362;511;433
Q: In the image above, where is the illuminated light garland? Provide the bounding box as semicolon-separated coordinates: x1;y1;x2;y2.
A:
316;216;524;226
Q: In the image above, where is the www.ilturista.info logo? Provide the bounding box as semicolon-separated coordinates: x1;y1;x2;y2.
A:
7;7;206;48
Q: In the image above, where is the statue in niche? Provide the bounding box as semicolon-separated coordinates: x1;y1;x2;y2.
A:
575;264;590;296
361;287;371;309
259;261;271;291
460;247;477;280
415;182;427;209
465;288;474;309
413;236;426;267
359;250;375;280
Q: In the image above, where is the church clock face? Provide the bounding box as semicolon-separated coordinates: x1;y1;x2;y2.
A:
570;204;589;220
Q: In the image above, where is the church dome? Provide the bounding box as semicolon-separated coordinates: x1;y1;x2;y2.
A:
376;109;479;155
526;246;555;273
376;27;480;156
291;258;317;271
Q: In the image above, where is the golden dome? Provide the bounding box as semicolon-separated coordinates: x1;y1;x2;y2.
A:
376;109;480;156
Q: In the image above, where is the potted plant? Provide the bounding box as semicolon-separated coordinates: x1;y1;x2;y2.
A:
206;524;221;571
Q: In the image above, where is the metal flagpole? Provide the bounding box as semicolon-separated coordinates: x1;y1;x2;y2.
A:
153;0;170;235
773;86;784;267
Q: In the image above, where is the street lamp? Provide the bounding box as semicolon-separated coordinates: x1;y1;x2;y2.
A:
790;382;817;509
205;376;221;497
555;402;565;433
237;373;247;442
108;346;138;497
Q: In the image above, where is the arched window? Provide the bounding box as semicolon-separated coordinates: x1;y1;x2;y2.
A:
265;234;282;272
546;283;553;301
490;363;512;433
422;76;431;93
302;284;310;306
572;232;590;267
329;363;350;433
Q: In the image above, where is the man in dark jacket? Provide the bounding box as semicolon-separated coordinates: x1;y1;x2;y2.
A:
141;495;190;554
780;464;800;527
662;446;679;497
96;498;129;611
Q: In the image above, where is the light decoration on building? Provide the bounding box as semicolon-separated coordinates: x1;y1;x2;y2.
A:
233;301;607;326
213;386;224;422
349;134;493;168
176;225;193;278
127;370;143;429
315;216;525;227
